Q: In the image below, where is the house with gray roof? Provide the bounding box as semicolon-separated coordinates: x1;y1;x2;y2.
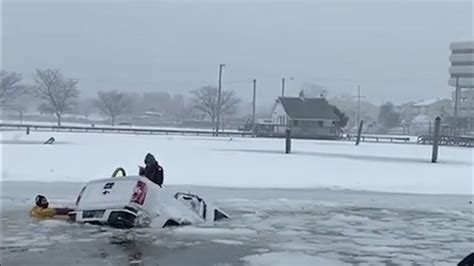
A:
267;94;341;139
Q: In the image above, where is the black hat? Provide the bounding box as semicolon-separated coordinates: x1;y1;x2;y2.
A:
144;153;156;165
35;195;49;208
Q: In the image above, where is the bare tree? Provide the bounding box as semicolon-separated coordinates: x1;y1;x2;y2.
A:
34;69;79;126
1;70;26;106
190;86;241;124
96;90;130;126
11;102;28;124
74;98;96;119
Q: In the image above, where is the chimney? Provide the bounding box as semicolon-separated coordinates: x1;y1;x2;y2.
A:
299;90;305;100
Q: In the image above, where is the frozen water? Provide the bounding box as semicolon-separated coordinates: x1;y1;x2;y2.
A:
240;251;349;266
211;239;245;245
172;227;257;236
1;131;472;194
2;182;472;265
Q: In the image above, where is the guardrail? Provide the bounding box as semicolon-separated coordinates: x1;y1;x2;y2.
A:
0;123;253;137
417;135;474;147
346;134;411;143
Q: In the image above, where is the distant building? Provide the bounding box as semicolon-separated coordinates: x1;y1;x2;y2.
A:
453;89;474;117
396;99;453;135
412;98;452;119
449;41;474;119
396;101;417;122
449;41;474;89
263;94;341;139
409;114;431;135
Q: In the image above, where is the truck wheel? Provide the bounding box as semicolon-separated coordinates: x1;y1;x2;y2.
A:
108;211;136;228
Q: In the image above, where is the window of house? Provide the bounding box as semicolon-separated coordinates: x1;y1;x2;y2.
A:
294;120;299;126
317;121;324;127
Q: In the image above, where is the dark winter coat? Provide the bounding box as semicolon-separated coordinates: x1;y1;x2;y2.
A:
139;153;164;187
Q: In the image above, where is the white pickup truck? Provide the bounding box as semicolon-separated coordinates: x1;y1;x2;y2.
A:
69;173;229;228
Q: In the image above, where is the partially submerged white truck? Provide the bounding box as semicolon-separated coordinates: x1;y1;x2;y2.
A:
69;169;229;228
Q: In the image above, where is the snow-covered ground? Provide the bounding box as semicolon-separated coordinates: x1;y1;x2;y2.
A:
1;130;472;194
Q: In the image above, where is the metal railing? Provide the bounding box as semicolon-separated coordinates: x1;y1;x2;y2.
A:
0;123;253;137
345;134;411;143
417;135;474;147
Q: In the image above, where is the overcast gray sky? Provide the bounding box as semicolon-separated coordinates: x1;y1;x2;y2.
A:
2;0;473;106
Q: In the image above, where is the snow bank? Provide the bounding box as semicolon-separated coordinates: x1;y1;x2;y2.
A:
1;131;472;194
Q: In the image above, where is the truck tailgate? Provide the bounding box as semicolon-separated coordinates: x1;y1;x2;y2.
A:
78;177;138;209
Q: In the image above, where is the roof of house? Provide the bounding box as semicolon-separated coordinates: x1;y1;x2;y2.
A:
413;99;440;107
412;98;451;107
278;97;339;120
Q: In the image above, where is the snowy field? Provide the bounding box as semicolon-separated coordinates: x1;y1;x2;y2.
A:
1;130;473;265
1;130;472;194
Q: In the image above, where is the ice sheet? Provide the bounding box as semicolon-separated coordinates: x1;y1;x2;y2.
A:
240;251;349;266
1;131;472;195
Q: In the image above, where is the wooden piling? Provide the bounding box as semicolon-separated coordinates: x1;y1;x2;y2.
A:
285;129;291;154
355;120;364;146
431;117;441;163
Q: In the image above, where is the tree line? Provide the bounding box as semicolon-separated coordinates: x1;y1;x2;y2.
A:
3;68;428;132
1;69;242;126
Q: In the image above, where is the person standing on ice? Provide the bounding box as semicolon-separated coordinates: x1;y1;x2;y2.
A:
139;153;164;187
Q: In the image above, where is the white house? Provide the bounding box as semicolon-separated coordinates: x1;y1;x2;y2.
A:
270;95;341;139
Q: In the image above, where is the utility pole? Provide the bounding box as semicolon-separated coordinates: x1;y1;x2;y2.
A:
252;79;257;130
352;85;365;127
281;77;294;97
453;77;462;136
281;78;285;97
215;63;225;135
454;76;460;118
357;85;361;127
